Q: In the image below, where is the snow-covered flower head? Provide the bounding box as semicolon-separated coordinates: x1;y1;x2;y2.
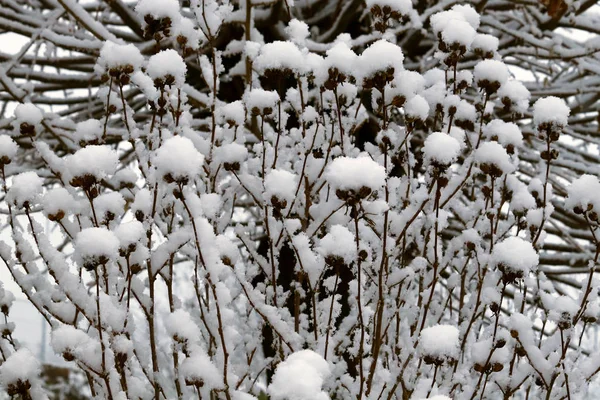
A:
423;131;461;167
6;171;43;208
566;174;600;216
13;103;43;137
96;41;144;80
357;40;404;89
147;49;187;88
154;135;204;184
66;145;118;189
0;135;18;166
268;350;331;400
492;236;538;282
420;324;460;365
136;0;181;41
474;60;509;95
533;96;570;135
325;156;386;201
75;227;120;270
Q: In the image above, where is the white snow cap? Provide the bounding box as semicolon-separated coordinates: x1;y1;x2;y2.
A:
324;41;357;77
181;346;224;389
318;225;357;264
533;96;570;128
255;41;306;74
66;145;118;181
492;236;538;275
264;169;297;203
498;80;530;114
0;135;18;162
286;19;310;45
42;187;78;218
366;0;414;15
0;348;40;387
75;227;120;265
244;89;280;113
114;221;145;248
475;141;515;174
357;39;404;82
441;18;476;48
483;119;523;148
326;156;386;193
566;174;600;211
404;94;430;121
431;5;479;36
135;0;180;21
154;135;204;182
14;103;43;125
268;350;331;400
472;34;499;53
97;41;144;71
474;59;509;86
420;324;460;361
6;171;43;208
215;142;248;165
147;49;187;87
74;119;103;143
423;131;461;165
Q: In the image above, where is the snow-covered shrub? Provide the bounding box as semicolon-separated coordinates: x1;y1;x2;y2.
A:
1;1;599;400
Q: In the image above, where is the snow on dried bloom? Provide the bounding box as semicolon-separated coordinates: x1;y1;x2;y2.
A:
533;96;570;129
483;119;523;151
318;225;357;265
264;169;297;206
180;345;224;389
97;41;144;74
498;80;530;114
423;131;461;166
153;135;204;183
147;49;187;87
93;191;125;224
472;34;499;58
75;227;120;269
451;4;480;29
244;88;279;115
215;143;247;172
492;236;538;281
0;348;40;393
367;0;414;16
14;103;43;125
441;18;476;50
66;145;118;187
357;39;404;86
325;156;386;195
0;135;18;165
114;221;145;253
474;60;509;94
74;118;103;144
268;350;331;400
6;171;43;208
404;94;430;121
42;187;78;221
286;19;310;45
135;0;180;21
254;41;306;74
324;41;357;78
420;324;459;365
0;284;15;314
173;18;202;50
165;309;201;343
51;325;91;361
475;142;515;177
547;295;579;329
217;100;245;126
565;174;600;214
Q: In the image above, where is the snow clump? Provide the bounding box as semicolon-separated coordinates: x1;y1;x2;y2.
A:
153;135;204;183
492;236;538;279
325;156;386;195
268;350;331;400
420;324;460;364
533;96;570;128
423;132;461;166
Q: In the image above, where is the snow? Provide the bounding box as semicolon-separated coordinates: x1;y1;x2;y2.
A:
498;80;530;114
94;192;125;222
357;39;404;81
135;0;180;21
131;71;159;102
14;103;43;125
74;119;103;144
264;169;297;204
533;96;570;128
153;135;204;182
324;42;357;77
244;89;279;114
217;100;246;126
180;346;224;389
215;142;247;166
97;41;144;72
65;145;118;182
455;100;477;123
0;134;18;163
114;221;145;249
147;49;187;87
565;174;600;212
325;156;386;192
173;18;202;50
366;0;414;15
6;171;43;208
474;60;510;86
318;225;357;265
451;4;480;29
420;324;459;362
75;227;120;265
475;141;515;174
423;131;461;166
165;309;201;342
441;19;476;48
404;94;430;121
268;350;330;400
483;120;523;148
0;348;40;386
492;236;538;275
254;41;306;74
42;187;78;219
286;19;310;45
472;34;499;53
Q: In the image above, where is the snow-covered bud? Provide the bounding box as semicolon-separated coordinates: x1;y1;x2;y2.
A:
245;89;279;117
6;171;43;209
135;0;180;42
75;227;119;270
13;103;43;138
492;237;538;283
147;49;187;89
0;349;40;398
154;136;204;185
0;135;18;166
358;40;404;91
472;34;499;59
420;324;459;365
325;156;386;203
423;131;461;168
533;96;570;139
66;145;118;190
97;42;144;86
474;60;509;96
